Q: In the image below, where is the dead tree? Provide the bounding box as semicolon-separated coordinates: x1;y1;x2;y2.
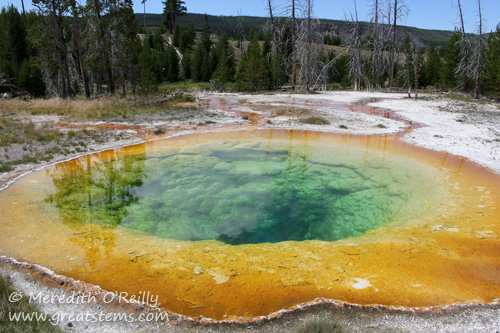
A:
34;0;73;98
266;0;276;35
414;48;422;99
294;0;314;90
20;0;26;15
264;0;278;61
280;0;299;90
235;10;245;54
369;0;383;89
473;0;484;99
141;0;147;27
291;0;297;90
296;0;329;91
388;0;396;87
70;0;90;98
346;2;365;91
0;73;32;98
455;0;470;93
401;34;413;97
387;0;408;87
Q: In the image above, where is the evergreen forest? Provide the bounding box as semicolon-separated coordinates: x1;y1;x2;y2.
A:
1;0;500;99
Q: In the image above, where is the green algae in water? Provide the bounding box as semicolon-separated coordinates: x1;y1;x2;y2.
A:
45;140;442;245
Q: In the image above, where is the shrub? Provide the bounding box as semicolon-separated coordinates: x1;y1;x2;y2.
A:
299;116;330;125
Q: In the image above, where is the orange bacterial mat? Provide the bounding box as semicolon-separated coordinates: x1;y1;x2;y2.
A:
0;129;499;321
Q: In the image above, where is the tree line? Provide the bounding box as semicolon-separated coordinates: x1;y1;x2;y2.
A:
1;0;500;99
260;0;500;98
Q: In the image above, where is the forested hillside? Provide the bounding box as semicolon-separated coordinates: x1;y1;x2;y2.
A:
137;13;454;48
1;0;499;99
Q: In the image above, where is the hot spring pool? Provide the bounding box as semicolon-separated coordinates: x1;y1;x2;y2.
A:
1;129;500;320
45;133;441;244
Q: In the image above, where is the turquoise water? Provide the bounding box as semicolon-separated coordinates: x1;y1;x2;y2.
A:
45;138;441;245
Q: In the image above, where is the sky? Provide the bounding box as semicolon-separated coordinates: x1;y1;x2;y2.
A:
5;0;500;33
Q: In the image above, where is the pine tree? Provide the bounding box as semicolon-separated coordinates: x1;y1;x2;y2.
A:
482;25;500;98
211;33;235;89
192;44;210;81
162;0;186;34
137;39;158;94
32;0;74;97
84;0;116;95
441;32;461;89
17;58;46;97
1;5;28;74
200;21;212;53
0;5;40;96
173;23;182;47
262;34;272;58
179;23;195;53
402;35;414;96
192;20;213;82
235;36;272;91
69;0;90;97
181;52;192;80
422;46;442;88
165;45;179;82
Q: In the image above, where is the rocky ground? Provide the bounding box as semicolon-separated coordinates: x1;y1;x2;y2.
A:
1;91;499;332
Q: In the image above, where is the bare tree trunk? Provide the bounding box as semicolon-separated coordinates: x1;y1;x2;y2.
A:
405;38;412;97
389;0;398;87
292;0;297;91
347;2;364;91
457;0;469;93
414;52;419;99
474;0;483;99
4;30;19;72
236;10;244;54
267;0;275;33
93;0;115;95
371;0;380;89
49;0;68;97
306;0;312;91
70;0;90;98
20;0;26;15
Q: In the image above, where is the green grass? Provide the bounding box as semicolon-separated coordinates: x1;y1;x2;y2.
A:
159;81;211;93
0;121;64;147
0;164;13;172
0;151;65;173
154;128;166;135
295;315;343;333
299;116;330;125
0;275;62;332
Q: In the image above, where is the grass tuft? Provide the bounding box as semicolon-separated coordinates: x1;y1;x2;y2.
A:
154;128;166;135
299;116;330;125
0;275;62;332
295;315;343;333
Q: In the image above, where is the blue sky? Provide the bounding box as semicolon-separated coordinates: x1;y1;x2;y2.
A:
5;0;500;32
